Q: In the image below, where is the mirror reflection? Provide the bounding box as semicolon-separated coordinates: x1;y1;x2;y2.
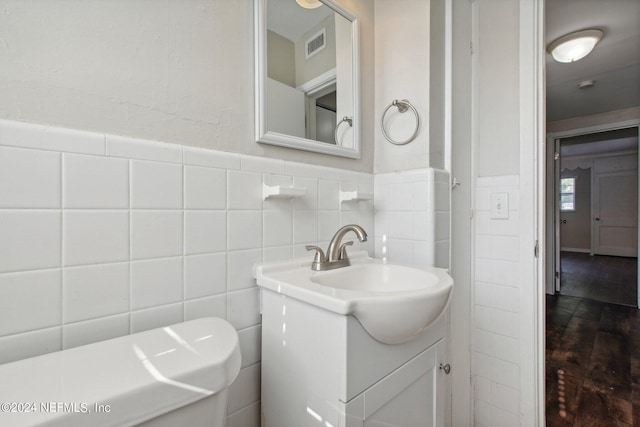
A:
261;0;356;152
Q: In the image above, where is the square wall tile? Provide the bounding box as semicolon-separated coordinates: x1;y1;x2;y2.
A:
317;211;340;242
227;288;260;330
184;165;226;210
227;401;261;427
131;257;183;310
292;177;318;210
227;364;261;413
491;406;519;426
228;171;262;210
63;263;129;323
227;249;261;292
185;253;227;299
474;399;492;427
131;160;182;209
389;211;413;239
0;211;61;273
184;294;226;321
389;183;414;211
0;146;61;208
263;246;292;263
0;269;61;336
0;327;61;365
131;302;184;334
184;211;226;255
228;211;262;251
63;313;129;349
293;210;318;244
131;211;183;259
238;326;261;368
263;210;292;247
63;153;129;208
491;358;520;390
318;180;339;210
64;211;129;266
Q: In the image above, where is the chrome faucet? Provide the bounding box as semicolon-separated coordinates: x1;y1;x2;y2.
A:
306;224;368;271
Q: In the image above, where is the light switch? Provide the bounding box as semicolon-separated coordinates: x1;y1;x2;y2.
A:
490;192;509;219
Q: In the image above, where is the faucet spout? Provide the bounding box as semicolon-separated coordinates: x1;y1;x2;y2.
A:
327;224;368;262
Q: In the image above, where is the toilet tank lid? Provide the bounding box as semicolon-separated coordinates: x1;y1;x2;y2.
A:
0;317;241;427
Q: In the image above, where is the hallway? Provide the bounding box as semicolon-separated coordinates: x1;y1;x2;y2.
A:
559;252;637;307
546;294;640;426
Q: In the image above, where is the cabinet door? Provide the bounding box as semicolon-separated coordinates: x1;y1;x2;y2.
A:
343;342;445;427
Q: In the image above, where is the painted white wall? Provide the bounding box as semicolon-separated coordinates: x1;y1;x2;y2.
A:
548;106;640;134
0;0;375;172
374;0;430;173
429;0;447;171
267;30;296;87
295;15;336;88
476;0;520;177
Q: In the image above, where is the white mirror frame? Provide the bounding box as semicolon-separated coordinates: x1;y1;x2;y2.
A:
254;0;360;159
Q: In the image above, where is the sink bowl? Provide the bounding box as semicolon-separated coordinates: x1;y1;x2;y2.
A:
254;252;453;344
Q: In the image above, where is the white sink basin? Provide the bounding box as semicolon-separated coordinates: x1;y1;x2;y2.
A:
254;252;453;344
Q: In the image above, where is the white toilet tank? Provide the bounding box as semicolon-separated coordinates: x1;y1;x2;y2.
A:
0;317;241;427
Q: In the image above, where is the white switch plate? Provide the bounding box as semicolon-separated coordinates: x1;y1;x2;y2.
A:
490;192;509;219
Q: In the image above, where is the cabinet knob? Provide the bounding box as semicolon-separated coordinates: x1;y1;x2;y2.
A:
439;363;451;374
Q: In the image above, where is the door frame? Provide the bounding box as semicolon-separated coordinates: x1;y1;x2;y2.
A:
545;120;640;306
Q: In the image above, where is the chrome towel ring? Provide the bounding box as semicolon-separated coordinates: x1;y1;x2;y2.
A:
381;99;420;145
334;116;353;146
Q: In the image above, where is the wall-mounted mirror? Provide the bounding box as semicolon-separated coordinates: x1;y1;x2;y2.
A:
255;0;360;158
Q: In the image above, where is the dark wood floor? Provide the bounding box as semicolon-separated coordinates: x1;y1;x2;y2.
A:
547;253;640;425
546;293;640;426
559;252;637;307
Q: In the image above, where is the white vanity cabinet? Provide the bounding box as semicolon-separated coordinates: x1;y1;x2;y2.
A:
260;289;449;427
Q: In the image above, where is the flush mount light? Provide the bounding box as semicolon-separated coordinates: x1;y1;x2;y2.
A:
547;29;603;63
296;0;322;9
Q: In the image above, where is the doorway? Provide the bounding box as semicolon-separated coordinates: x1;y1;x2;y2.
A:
546;124;640;307
545;123;640;425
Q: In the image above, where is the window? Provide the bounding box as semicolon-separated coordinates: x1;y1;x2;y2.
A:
560;177;576;212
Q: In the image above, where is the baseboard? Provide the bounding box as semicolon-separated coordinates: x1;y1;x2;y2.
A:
561;247;591;253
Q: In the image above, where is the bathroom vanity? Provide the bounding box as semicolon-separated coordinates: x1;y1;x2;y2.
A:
255;252;453;426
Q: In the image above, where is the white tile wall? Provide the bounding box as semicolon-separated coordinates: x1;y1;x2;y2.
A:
374;168;450;268
472;175;521;426
0;146;61;208
63;154;129;209
0;211;61;272
0;119;374;426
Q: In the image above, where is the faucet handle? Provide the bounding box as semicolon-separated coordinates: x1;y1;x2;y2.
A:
338;241;353;260
305;245;326;263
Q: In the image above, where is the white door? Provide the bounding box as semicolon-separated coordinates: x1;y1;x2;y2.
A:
593;171;638;257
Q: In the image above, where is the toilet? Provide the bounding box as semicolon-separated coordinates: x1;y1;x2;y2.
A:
0;317;241;427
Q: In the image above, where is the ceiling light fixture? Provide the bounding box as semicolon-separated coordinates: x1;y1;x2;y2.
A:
296;0;322;9
547;29;603;63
